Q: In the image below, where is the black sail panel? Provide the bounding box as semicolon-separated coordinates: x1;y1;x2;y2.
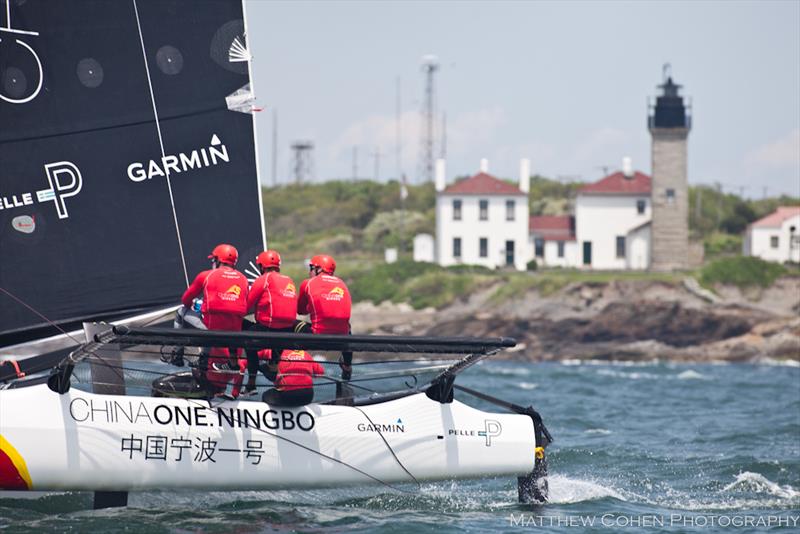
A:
0;0;263;342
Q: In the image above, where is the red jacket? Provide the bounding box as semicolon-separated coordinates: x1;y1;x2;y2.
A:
260;349;324;391
247;271;297;329
297;274;351;334
181;266;248;320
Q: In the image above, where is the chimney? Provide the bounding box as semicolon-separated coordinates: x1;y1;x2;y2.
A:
480;158;489;173
622;156;633;179
435;158;446;192
519;158;530;193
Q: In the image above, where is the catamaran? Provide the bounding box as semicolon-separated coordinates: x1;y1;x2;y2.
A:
0;0;551;509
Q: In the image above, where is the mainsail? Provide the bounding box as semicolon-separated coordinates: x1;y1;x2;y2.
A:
0;0;264;343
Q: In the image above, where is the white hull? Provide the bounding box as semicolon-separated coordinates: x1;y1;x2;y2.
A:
0;385;537;491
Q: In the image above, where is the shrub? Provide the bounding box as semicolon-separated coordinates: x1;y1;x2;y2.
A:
704;233;742;259
527;259;538;271
700;256;787;288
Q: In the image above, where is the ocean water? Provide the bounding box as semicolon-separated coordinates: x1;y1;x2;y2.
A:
1;360;798;533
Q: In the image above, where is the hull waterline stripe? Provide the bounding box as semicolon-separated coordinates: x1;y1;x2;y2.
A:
0;435;32;490
132;0;189;287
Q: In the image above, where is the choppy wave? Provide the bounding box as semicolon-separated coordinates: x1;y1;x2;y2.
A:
722;472;800;500
545;475;626;504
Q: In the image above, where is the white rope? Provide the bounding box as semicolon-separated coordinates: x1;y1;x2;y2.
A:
132;0;189;286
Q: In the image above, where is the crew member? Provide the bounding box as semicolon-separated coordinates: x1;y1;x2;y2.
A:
242;250;298;393
259;348;324;407
296;254;353;380
181;243;249;397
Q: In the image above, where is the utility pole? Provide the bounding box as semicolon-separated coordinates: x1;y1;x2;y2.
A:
396;76;402;181
440;111;447;159
418;54;439;183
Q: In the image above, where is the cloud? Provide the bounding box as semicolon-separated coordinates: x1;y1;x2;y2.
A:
746;129;800;168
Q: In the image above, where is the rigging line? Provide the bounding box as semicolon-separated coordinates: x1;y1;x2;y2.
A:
0;286;83;345
131;0;189;287
353;405;421;490
183;397;418;494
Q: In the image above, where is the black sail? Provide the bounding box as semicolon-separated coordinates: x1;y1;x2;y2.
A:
0;0;264;343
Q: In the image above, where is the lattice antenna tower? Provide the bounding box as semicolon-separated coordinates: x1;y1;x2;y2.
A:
417;54;439;184
290;140;314;184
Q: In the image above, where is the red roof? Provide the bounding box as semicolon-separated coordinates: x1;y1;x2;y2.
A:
750;206;800;228
441;172;525;196
579;171;651;195
529;215;576;241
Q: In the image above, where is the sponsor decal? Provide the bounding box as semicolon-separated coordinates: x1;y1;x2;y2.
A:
0;435;32;490
447;419;502;447
0;161;83;220
223;285;242;298
357;418;405;433
11;215;35;234
284;282;296;296
322;286;346;301
127;134;229;182
69;397;316;432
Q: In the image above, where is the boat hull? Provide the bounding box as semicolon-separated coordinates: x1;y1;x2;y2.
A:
0;384;537;491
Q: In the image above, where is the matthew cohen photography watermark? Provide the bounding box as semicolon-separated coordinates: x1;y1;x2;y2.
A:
508;513;800;529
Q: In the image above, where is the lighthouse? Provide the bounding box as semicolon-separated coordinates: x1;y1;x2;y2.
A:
649;65;691;271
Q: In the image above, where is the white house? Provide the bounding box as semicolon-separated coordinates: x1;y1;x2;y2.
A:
435;160;530;270
529;215;578;267
744;206;800;263
574;159;652;269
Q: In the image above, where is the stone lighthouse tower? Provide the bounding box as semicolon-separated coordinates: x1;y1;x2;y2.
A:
649;65;691;271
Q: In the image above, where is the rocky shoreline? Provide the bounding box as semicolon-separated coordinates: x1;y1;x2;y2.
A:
351;277;800;363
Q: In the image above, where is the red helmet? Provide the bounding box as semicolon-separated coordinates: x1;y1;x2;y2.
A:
310;254;336;275
256;250;281;271
208;243;238;266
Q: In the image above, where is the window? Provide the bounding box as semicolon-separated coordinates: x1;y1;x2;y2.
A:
616;236;626;258
771;236;779;249
479;237;488;258
534;238;544;258
557;241;565;258
637;199;646;214
506;200;515;221
666;188;676;204
479;199;489;220
452;199;462;221
453;237;462;258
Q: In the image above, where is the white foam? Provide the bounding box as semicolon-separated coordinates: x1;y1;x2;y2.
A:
722;472;800;499
519;382;538;390
584;428;612;435
545;474;625;504
485;366;531;376
758;358;800;368
677;369;707;380
595;369;660;380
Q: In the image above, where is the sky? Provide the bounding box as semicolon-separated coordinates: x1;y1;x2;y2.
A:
244;0;800;198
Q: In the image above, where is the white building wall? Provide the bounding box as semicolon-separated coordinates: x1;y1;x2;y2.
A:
436;194;529;270
747;215;800;263
529;237;579;268
627;225;651;270
574;194;651;269
413;234;435;263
